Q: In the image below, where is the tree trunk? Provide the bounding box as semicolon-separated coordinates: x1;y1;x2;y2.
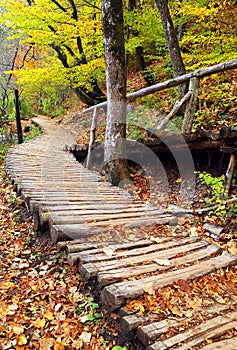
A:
155;0;188;96
102;0;129;186
127;0;156;86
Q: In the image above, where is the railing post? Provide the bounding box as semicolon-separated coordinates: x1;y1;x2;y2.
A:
14;89;23;144
86;107;99;169
182;77;199;134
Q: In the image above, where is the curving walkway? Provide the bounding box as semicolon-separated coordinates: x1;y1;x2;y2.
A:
4;116;175;242
5;116;237;349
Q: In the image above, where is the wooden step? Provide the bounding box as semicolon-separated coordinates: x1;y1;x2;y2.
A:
101;252;237;311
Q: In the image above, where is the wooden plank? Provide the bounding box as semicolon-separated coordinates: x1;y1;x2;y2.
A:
67;239;153;253
51;215;176;242
47;212;171;229
148;311;237;350
79;237;203;264
201;336;237;349
97;244;220;287
50;223;108;242
136;302;235;346
101;253;237;311
79;238;205;279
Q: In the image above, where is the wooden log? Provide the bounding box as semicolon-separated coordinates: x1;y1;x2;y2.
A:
101;253;237;311
81;59;237;112
136;301;234;347
46;210;169;230
68;239;157;266
224;153;237;194
201;336;237;350
148;311;237;350
51;223;110;242
182;77;200;134
79;238;206;278
157;91;192;131
86;106;99;169
97;244;220;287
120;314;145;333
79;237;203;264
67;239;152;253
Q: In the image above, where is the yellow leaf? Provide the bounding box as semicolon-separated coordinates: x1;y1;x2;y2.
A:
0;281;15;290
54;343;66;350
31;285;37;291
39;338;54;349
44;311;54;320
33;317;46;329
12;325;24;335
17;333;28;345
206;338;213;344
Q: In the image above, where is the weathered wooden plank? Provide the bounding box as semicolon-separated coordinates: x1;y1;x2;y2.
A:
101;253;237;311
40;207;166;227
201;336;237;349
67;239;152;253
136;302;235;346
50;223;108;242
47;212;172;231
97;244;220;287
79;237;203;265
79;238;205;279
120;313;145;333
148;311;237;350
51;215;176;242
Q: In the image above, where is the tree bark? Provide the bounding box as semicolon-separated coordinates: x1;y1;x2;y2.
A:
102;0;129;186
155;0;188;96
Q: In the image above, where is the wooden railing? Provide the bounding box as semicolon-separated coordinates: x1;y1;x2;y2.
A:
81;58;237;168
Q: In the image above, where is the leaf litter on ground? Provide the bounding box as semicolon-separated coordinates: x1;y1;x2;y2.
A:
0;169;121;350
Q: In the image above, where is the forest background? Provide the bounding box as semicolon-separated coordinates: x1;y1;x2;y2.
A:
0;0;237;186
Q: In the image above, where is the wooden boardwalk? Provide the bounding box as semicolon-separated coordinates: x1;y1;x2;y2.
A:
5;117;237;349
5;117;175;242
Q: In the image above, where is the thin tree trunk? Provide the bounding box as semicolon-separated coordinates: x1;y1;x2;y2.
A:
155;0;188;96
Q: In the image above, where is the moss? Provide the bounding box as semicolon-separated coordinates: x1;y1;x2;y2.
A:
104;159;130;186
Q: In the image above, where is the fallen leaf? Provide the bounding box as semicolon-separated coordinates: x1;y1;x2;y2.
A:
44;311;54;320
33;317;46;329
142;282;155;295
71;339;83;349
12;325;24;335
189;226;197;236
175;279;192;293
17;333;28;345
54;303;62;312
39;337;54;349
169;305;183;317
102;247;115;257
72;292;83;303
79;331;91;344
154;258;171;266
0;281;15;290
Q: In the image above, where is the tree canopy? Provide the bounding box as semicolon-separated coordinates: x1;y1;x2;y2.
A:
0;0;236;110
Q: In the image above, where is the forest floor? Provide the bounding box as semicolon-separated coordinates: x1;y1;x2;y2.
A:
1;69;237;349
1;119;237;349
